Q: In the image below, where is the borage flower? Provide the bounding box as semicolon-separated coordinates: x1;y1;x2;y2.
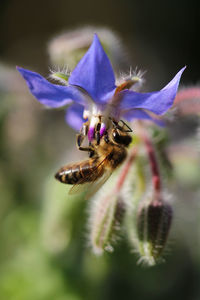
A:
17;34;185;142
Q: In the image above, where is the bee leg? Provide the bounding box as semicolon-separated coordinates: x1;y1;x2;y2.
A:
95;122;101;145
109;119;122;137
76;133;85;148
76;123;96;158
78;146;93;152
76;137;92;151
88;142;95;157
96;132;100;145
78;145;95;159
104;131;109;143
109;118;118;128
82;122;89;136
76;122;90;148
110;118;132;133
76;133;95;155
89;150;95;158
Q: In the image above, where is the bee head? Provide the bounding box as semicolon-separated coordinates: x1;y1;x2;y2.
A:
112;128;132;147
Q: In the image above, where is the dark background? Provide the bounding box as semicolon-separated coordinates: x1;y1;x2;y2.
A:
0;0;198;81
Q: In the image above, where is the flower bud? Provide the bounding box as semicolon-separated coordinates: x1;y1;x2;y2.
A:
136;199;173;265
89;192;125;255
50;71;70;85
116;69;145;93
173;87;200;116
48;27;126;69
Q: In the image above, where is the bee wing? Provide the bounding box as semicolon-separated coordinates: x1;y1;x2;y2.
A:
85;169;112;199
69;169;112;200
69;181;91;196
69;156;112;198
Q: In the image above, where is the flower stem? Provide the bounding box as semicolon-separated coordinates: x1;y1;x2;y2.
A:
137;124;161;200
115;147;138;193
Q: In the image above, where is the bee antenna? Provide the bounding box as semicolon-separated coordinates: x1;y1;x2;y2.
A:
119;120;133;132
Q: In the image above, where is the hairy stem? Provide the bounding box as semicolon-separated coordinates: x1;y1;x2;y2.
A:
138;123;161;200
115;147;138;193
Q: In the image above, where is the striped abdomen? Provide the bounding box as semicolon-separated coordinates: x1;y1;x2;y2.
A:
55;158;103;184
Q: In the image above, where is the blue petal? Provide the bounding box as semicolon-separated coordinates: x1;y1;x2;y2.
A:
119;67;186;115
17;67;85;108
69;34;116;104
65;103;85;131
122;109;165;126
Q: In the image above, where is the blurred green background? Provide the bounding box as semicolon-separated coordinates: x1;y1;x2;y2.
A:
0;0;199;299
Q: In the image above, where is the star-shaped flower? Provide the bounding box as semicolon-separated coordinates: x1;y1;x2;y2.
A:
17;34;185;141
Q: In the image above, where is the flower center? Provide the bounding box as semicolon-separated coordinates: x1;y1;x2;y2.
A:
87;114;108;142
80;72;142;143
81;103;110;143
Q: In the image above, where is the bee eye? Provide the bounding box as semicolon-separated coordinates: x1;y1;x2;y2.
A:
112;130;121;143
113;130;132;146
123;135;132;146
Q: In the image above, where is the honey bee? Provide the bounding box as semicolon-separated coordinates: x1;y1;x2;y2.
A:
55;119;132;197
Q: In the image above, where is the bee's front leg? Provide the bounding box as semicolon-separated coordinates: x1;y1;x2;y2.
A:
76;123;95;157
96;122;101;145
76;135;95;157
76;122;88;149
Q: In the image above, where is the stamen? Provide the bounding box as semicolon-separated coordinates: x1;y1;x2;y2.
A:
83;104;110;142
100;123;106;137
88;127;95;141
88;116;98;141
